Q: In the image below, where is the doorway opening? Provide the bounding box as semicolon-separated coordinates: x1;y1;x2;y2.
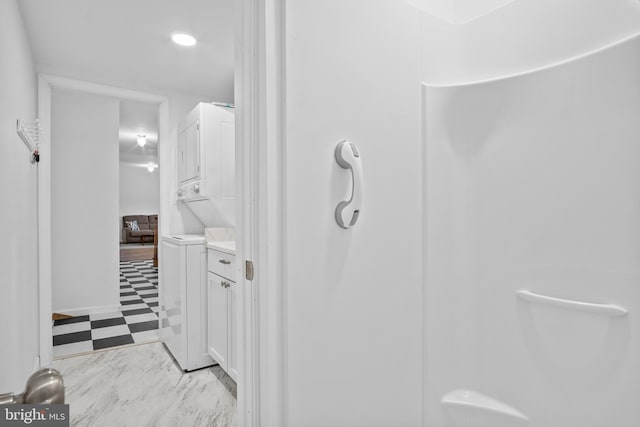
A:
45;88;164;359
119;100;160;264
30;0;266;423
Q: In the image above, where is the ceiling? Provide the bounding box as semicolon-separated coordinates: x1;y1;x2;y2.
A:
18;0;234;101
119;100;159;167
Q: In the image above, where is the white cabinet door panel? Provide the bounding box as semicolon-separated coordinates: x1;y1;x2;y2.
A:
207;272;228;369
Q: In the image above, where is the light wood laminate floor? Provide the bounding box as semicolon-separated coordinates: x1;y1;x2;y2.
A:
52;342;236;427
119;246;154;262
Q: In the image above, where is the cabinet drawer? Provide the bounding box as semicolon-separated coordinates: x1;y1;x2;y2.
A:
207;249;236;281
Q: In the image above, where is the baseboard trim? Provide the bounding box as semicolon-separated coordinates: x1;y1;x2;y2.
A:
52;305;120;318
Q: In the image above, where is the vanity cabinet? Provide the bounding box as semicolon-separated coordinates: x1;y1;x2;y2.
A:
207;248;237;381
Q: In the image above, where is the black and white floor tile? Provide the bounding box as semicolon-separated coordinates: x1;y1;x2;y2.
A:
52;260;160;358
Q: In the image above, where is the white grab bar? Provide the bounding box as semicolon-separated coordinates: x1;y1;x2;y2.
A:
441;389;529;422
334;140;363;229
516;290;628;317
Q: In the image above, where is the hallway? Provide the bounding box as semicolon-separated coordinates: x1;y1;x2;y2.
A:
52;342;236;427
52;260;159;358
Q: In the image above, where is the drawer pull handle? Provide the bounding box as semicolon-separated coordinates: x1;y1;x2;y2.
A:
219;259;231;265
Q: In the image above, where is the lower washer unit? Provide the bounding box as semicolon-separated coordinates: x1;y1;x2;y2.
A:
160;234;214;371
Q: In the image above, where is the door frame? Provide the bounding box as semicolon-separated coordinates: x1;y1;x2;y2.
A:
37;0;287;422
37;74;169;367
235;0;286;425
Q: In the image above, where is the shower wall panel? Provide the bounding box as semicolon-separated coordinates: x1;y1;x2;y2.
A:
423;35;640;426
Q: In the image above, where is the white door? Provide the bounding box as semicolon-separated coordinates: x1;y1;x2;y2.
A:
281;1;423;426
177;127;187;183
184;118;200;182
220;119;235;200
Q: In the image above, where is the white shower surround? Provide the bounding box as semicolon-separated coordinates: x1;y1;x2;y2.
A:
420;0;640;86
258;1;640;425
406;0;516;23
424;33;640;426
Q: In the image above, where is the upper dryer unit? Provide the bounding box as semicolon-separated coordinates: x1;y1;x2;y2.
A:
177;102;235;227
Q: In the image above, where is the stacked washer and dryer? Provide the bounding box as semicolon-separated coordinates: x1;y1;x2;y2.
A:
160;102;235;371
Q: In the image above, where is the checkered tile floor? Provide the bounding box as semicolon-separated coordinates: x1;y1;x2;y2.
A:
52;260;159;358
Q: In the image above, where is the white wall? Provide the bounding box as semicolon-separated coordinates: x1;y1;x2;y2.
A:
0;0;39;393
405;0;453;22
51;88;120;314
119;164;159;241
421;0;640;85
284;1;422;425
119;165;159;217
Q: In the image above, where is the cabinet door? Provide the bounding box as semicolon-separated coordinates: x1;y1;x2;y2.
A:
207;272;228;369
228;279;237;382
184;118;200;182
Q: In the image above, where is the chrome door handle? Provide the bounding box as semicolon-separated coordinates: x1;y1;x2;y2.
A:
335;140;363;229
1;369;65;404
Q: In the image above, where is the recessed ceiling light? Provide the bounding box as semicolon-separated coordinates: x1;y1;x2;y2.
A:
137;135;147;147
172;33;197;47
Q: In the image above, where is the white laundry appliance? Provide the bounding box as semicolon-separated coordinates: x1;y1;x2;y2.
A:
176;102;235;227
160;234;214;371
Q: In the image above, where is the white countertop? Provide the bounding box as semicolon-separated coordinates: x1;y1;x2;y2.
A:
206;240;236;255
162;234;206;245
